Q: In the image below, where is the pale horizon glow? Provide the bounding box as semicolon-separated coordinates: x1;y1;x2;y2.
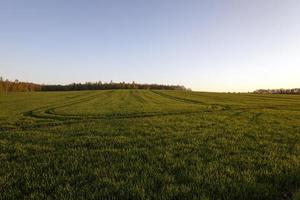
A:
1;0;300;92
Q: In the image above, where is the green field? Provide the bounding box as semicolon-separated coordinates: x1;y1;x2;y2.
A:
0;90;299;199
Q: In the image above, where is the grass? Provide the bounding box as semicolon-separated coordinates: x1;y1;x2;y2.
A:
0;90;299;199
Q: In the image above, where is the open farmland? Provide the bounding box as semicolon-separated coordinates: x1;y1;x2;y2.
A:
0;90;300;199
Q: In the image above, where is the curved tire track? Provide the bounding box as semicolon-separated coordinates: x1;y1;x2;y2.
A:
22;90;232;130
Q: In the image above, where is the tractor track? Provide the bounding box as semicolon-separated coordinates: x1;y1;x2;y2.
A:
16;90;232;130
13;90;270;131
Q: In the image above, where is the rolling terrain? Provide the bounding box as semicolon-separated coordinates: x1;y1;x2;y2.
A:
0;90;300;199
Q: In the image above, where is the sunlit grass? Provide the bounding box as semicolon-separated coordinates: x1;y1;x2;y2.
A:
0;90;299;199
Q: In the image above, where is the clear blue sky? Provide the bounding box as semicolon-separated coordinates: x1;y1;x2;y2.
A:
1;0;299;92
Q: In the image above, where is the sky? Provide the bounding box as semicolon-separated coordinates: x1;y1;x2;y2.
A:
0;0;300;92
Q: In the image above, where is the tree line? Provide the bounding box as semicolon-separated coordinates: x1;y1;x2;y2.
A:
41;81;187;91
253;88;300;94
0;77;187;92
0;78;41;93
